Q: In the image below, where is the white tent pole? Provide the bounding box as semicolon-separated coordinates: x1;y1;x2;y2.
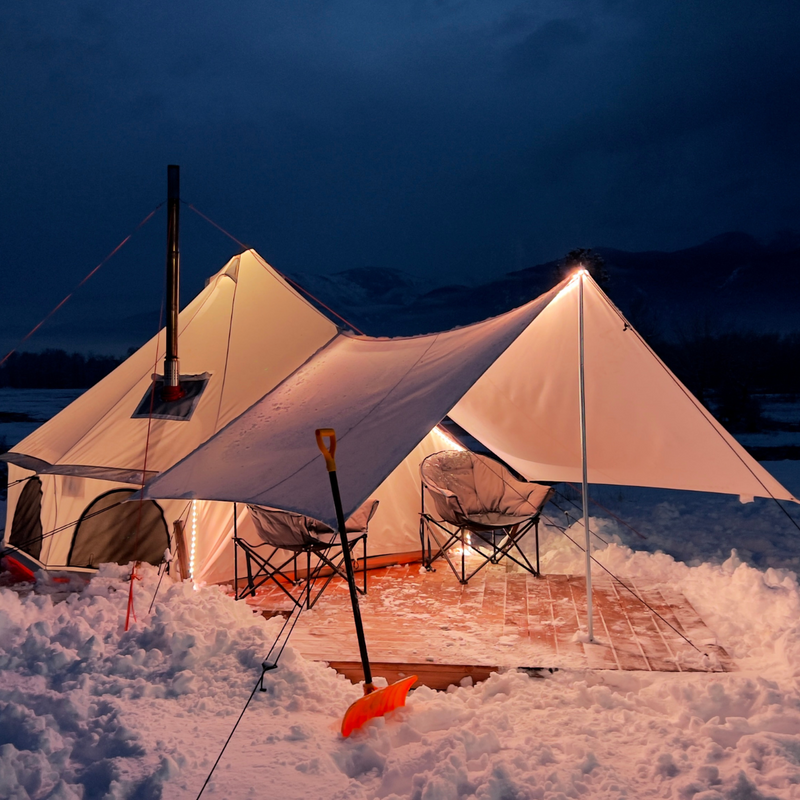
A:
578;270;594;642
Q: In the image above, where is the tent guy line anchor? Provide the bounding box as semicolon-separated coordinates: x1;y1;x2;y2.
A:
195;570;314;800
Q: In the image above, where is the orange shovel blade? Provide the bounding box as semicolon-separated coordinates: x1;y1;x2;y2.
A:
341;675;417;737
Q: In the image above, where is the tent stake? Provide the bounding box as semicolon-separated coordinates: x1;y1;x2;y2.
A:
578;271;594;642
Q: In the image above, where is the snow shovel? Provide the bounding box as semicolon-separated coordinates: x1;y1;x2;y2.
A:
315;428;416;737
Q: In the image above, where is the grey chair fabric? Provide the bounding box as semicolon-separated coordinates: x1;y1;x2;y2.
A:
247;500;378;550
421;451;552;529
420;450;553;583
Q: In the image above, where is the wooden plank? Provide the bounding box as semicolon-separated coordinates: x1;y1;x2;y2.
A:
525;576;558;655
504;573;529;639
566;576;620;670
609;581;682;672
588;579;638;670
241;566;734;685
326;661;498;692
641;582;734;673
543;574;586;661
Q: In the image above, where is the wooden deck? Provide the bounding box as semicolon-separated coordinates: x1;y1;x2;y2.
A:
242;559;733;690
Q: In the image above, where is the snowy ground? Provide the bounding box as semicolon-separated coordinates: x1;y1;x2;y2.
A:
1;393;800;799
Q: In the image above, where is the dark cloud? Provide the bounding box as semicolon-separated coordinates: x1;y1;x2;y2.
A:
0;0;797;352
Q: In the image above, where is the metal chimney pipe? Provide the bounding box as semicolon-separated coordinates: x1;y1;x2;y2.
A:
162;164;184;401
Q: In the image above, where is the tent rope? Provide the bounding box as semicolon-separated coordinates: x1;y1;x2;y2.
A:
185;202;365;334
148;501;192;613
541;511;706;656
595;279;800;534
468;456;706;655
0;498;130;562
563;483;648;540
4;476;35;490
125;299;164;632
195;582;312;799
212;268;239;431
549;493;610;545
0;204;163;367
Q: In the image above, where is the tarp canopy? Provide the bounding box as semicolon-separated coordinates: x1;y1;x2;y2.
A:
7;251;795;585
142;272;797;525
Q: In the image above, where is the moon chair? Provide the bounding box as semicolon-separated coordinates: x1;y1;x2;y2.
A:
234;500;378;609
419;450;553;584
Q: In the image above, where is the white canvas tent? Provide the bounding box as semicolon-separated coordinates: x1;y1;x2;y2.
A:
3;250;447;582
5;253;797;591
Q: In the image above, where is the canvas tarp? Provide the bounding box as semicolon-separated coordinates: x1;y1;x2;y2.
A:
142;273;797;528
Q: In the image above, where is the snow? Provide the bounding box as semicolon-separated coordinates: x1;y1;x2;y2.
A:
0;389;83;450
2;394;800;798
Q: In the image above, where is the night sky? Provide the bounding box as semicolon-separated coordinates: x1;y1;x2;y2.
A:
1;1;797;354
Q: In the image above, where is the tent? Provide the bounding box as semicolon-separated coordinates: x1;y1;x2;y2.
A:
140;270;797;522
3;250;446;582
5;253;797;589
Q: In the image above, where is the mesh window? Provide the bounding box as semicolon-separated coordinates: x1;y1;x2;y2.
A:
68;489;169;568
9;477;43;561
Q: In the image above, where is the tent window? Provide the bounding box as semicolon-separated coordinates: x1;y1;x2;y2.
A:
9;477;43;561
131;373;210;422
68;489;169;568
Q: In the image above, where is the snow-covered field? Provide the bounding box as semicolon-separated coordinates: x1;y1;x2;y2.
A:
2;392;800;799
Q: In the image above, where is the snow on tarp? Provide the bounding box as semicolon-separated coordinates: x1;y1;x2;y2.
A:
142;274;796;527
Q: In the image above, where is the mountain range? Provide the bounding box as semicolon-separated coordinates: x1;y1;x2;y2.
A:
13;231;799;356
291;231;800;340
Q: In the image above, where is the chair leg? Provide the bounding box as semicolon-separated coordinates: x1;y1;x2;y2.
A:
245;549;255;598
234;535;239;600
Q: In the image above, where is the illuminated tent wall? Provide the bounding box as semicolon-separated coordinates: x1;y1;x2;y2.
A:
142;271;797;542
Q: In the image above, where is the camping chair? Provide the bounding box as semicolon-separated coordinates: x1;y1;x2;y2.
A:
420;450;553;584
234;500;378;609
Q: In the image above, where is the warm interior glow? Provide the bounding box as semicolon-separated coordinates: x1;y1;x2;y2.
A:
432;425;466;452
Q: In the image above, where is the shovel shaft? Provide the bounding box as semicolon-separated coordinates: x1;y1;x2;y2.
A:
327;469;373;688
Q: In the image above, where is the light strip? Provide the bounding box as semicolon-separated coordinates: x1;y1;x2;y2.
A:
432;425;466;452
189;500;197;581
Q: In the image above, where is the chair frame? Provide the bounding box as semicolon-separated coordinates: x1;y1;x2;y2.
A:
419;482;542;584
233;514;368;609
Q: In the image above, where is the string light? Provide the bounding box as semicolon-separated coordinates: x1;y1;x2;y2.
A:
432;425;466;452
190;500;198;582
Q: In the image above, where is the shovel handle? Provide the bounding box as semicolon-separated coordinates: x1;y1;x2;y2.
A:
315;428;337;472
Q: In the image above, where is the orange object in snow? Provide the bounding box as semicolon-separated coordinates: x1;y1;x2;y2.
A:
316;429;417;737
342;675;417;738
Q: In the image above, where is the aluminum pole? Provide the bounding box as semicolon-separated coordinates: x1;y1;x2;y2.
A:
578;271;594;642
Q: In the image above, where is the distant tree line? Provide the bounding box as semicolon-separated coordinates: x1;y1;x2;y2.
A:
0;350;124;389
